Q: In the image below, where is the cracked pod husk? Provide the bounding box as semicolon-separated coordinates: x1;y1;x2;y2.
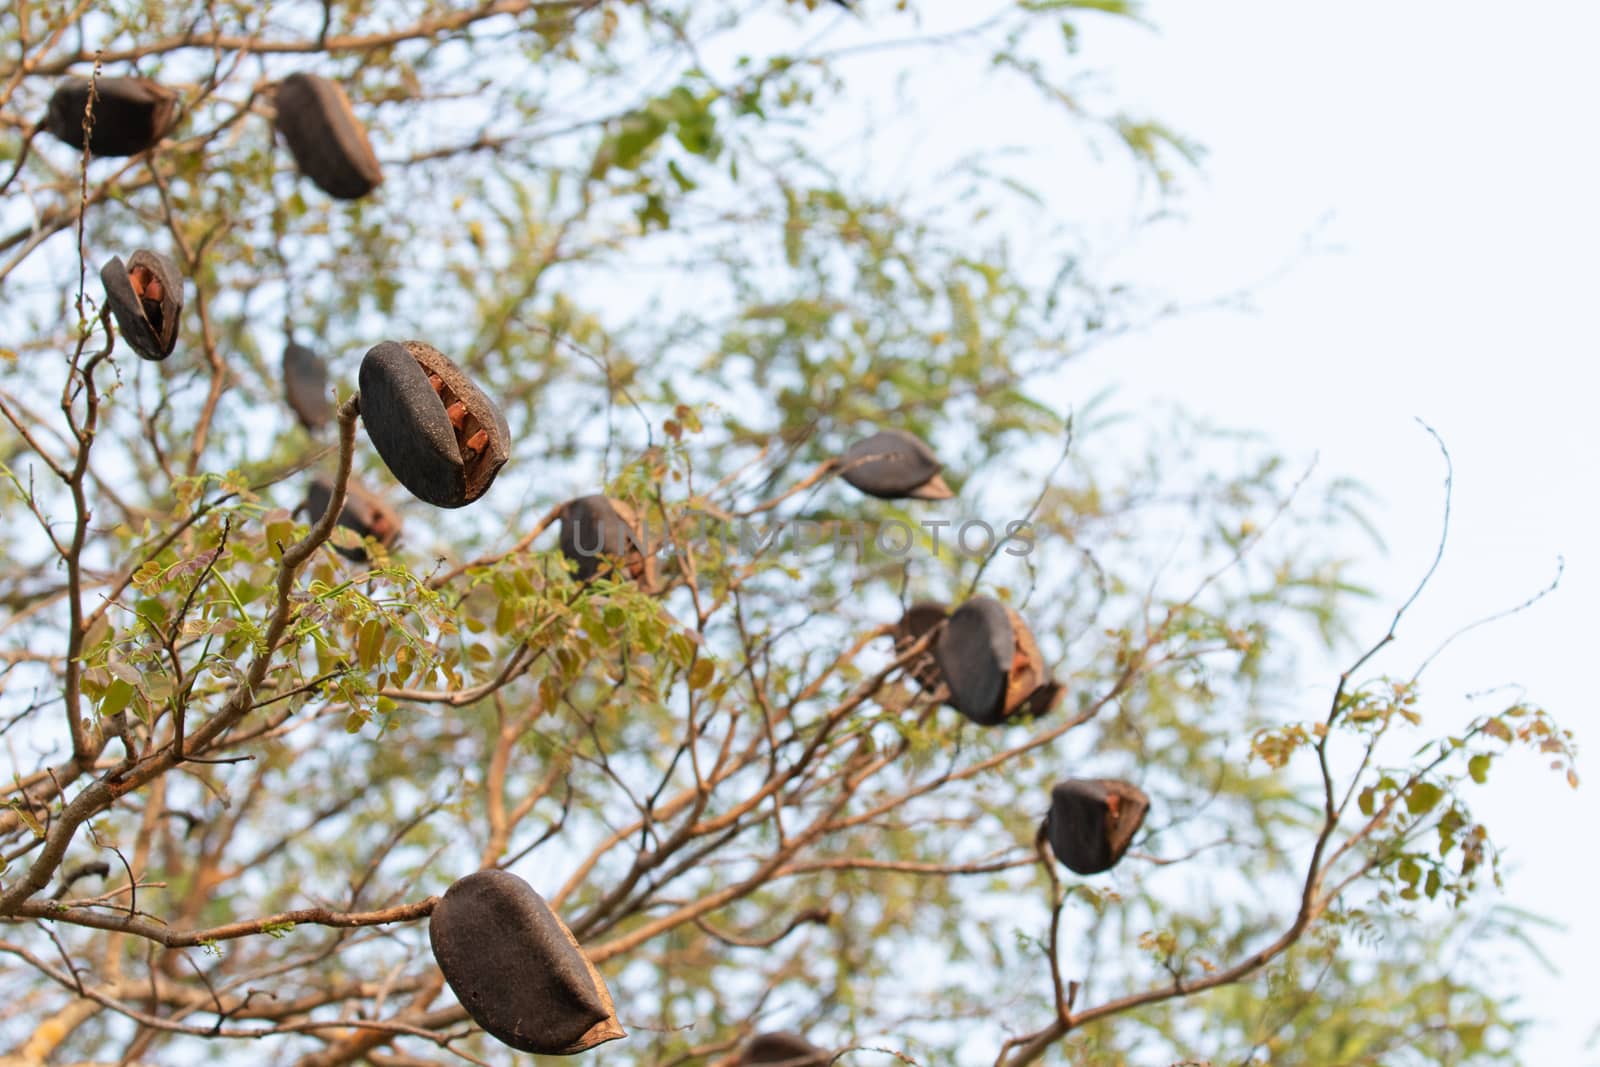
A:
1044;778;1150;876
100;250;182;362
358;340;509;508
838;428;954;500
273;72;382;200
46;76;177;156
283;342;333;432
933;596;1056;726
298;476;401;563
429;870;625;1056
558;495;658;589
738;1031;832;1066
893;600;949;696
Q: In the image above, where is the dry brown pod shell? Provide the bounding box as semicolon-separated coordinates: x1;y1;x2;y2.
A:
838;428;954;501
46;76;177;156
358;340;510;509
297;477;401;563
893;600;949;696
1043;778;1150;876
737;1032;832;1066
273;72;382;200
429;870;625;1055
933;596;1058;726
283;342;333;432
100;250;182;362
558;495;659;591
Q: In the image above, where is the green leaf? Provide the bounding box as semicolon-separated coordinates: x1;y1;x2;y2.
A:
783;185;803;268
1406;781;1443;816
637;192;670;232
688;657;715;691
1468;754;1491;784
100;678;135;718
357;619;384;670
8;800;44;838
1357;786;1375;817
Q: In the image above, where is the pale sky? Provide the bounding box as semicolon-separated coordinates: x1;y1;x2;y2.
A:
1063;3;1599;1060
797;0;1598;1060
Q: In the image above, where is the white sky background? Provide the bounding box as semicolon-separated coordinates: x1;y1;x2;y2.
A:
777;0;1598;1059
1047;2;1599;1060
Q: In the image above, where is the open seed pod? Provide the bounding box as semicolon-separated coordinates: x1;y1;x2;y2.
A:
558;495;658;589
100;251;182;362
933;596;1056;726
738;1032;832;1067
893;600;949;696
429;869;625;1056
298;476;401;563
838;428;954;501
273;72;382;200
283;342;333;432
1043;778;1150;876
46;76;178;156
358;340;509;508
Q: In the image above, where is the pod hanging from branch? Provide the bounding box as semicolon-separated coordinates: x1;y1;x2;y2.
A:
933;596;1061;726
46;76;177;156
297;476;401;563
100;250;182;362
837;428;954;501
557;495;658;590
893;600;949;696
283;342;334;432
272;72;383;200
429;870;625;1056
737;1031;832;1066
358;340;510;508
1043;778;1149;876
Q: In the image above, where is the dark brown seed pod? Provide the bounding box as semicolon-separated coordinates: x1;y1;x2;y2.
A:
933;596;1056;726
46;77;177;156
558;495;658;590
838;428;954;501
283;342;333;432
297;477;401;563
893;600;949;695
738;1032;832;1067
429;869;625;1056
1043;778;1149;876
358;340;509;509
100;251;182;362
273;73;382;200
1020;678;1065;719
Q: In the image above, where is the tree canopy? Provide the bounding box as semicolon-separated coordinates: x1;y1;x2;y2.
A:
0;1;1577;1064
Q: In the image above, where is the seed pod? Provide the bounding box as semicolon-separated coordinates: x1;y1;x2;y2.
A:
838;428;953;501
273;72;382;200
298;476;401;563
893;600;949;695
100;250;182;362
933;596;1056;726
429;870;625;1056
358;340;509;508
46;76;178;156
1020;678;1065;719
283;342;333;432
1043;779;1149;876
558;495;658;590
738;1032;831;1067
